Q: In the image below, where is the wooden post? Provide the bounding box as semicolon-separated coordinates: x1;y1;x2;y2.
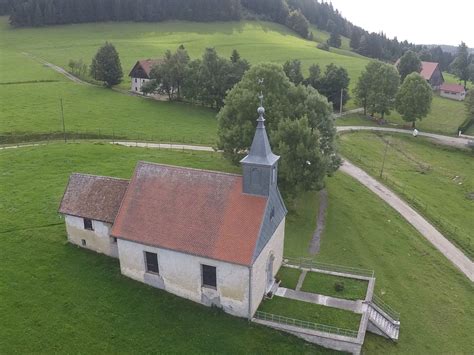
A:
60;98;66;143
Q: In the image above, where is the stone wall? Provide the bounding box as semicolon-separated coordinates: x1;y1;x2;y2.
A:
65;215;118;258
117;239;251;317
249;217;285;317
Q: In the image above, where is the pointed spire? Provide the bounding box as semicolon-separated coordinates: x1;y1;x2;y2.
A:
240;106;279;166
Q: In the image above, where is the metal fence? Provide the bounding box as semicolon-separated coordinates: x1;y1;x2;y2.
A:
254;311;358;338
284;257;375;278
371;295;400;322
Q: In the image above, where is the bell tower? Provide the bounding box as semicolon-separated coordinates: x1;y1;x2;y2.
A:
240;106;280;196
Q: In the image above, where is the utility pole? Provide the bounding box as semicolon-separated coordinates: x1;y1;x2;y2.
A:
379;140;389;178
339;88;343;116
60;98;66;143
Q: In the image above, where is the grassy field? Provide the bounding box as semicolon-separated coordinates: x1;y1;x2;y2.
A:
258;296;362;331
276;266;302;289
338;131;474;259
1;142;472;353
301;272;368;301
337;95;467;135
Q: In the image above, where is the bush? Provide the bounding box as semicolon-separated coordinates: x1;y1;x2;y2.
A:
317;43;330;51
334;282;345;292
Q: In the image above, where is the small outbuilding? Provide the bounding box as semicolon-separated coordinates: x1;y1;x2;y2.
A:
59;106;287;319
128;59;161;94
439;83;467;101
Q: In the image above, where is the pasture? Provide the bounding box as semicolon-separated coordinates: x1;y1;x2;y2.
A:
0;142;472;353
339;131;474;258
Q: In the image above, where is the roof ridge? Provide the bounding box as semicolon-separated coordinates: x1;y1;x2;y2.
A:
137;161;242;178
70;172;129;182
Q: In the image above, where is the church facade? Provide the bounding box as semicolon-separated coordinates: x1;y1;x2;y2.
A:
58;106;287;318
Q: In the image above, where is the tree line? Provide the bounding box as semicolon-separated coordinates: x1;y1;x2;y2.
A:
5;0;460;67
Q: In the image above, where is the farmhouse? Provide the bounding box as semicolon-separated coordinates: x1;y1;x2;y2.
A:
419;61;444;89
59;106;287;318
128;59;161;94
439;83;467;101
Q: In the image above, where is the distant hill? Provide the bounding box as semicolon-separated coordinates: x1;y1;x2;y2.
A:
425;44;474;54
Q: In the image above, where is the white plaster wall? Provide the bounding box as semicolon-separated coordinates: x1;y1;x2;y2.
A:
130;77;149;94
117;239;250;317
440;91;465;101
250;217;286;316
65;215;118;258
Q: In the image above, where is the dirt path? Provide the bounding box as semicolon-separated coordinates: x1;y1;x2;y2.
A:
340;159;474;282
309;188;328;255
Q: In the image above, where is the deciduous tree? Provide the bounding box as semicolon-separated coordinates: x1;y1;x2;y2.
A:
316;63;350;111
397;50;421;82
367;62;400;119
283;59;304;85
395;72;432;128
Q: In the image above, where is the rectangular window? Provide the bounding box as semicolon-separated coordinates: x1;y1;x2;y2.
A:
202;264;217;288
83;218;93;231
145;251;159;274
81;239;86;246
134;78;137;83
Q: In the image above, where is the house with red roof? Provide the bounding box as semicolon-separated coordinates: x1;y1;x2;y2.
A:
128;59;162;94
419;61;444;89
439;83;467;101
59;106;287;318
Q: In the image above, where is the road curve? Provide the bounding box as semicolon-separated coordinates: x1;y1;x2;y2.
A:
340;160;473;281
337;126;472;150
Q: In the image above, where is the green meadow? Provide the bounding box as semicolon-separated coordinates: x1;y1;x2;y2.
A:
339;131;474;258
0;143;472;353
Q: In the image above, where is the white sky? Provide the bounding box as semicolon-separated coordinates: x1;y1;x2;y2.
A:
329;0;473;47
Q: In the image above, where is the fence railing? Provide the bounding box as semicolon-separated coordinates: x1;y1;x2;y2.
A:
254;311;359;338
371;295;400;322
283;257;375;278
0;130;215;146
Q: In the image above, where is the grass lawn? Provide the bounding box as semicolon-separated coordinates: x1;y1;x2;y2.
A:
336;113;382;127
1;143;473;353
0;142;336;353
384;95;466;135
276;266;301;290
301;272;368;301
258;296;362;331
464;124;474;136
339;131;474;259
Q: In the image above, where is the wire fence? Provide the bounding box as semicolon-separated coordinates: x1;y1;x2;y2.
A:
0;129;216;147
343;146;473;261
254;311;359;338
283;257;375;278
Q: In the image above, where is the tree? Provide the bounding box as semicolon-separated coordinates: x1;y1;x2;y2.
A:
303;64;321;88
397;50;421;82
349;28;361;50
465;91;474;123
316;64;350;111
353;61;380;115
90;42;123;87
395;72;432;128
451;42;472;88
283;59;304;85
230;49;240;63
271;117;326;195
286;9;309;38
217;63;339;195
367;62;400;119
327;29;341;48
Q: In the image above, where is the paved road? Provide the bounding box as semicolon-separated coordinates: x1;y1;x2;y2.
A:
337;126;472;149
340;160;474;282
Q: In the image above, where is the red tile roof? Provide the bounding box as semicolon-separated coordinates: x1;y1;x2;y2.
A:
111;162;268;266
58;174;129;223
440;83;466;94
420;61;439;80
128;59;162;78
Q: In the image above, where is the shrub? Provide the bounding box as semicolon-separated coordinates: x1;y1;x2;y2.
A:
334;282;345;292
317;43;330;51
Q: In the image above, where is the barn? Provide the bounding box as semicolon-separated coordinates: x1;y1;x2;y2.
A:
59;106;287;319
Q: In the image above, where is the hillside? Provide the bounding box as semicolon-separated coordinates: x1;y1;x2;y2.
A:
0;17;369;90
